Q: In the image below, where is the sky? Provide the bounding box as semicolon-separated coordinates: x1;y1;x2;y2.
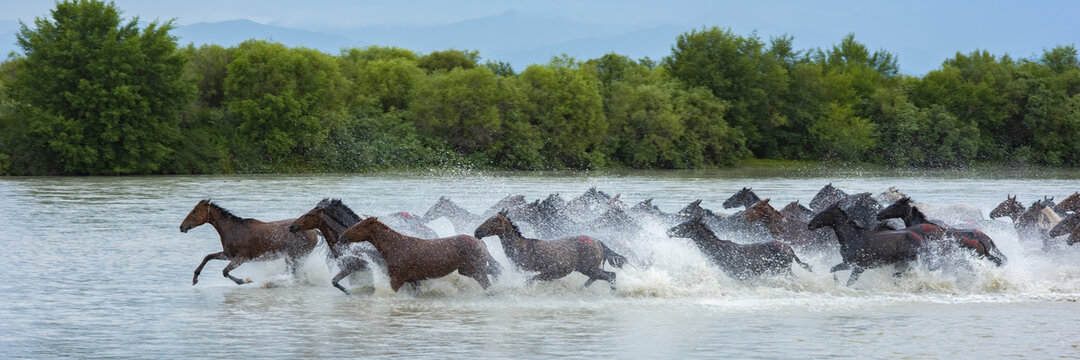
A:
2;0;1078;75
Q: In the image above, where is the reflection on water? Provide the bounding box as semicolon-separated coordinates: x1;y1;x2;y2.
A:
1;170;1079;358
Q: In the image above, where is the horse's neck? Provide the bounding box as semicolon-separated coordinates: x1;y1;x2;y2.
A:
693;227;734;253
317;217;348;256
905;207;932;227
826;219;863;253
495;226;532;256
207;208;249;246
364;225;410;255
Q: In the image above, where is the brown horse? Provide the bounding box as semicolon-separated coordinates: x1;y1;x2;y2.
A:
740;198;832;249
473;211;627;289
289;199;385;294
666;216;812;279
180;200;319;285
338;217;500;292
877;197;1007;266
1054;191;1080;215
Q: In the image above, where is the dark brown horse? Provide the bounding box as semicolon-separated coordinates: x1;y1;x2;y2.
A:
877;197;1006;266
808;201;935;286
1050;212;1080;238
666;216;812;279
1054;191;1080;215
739;198;824;248
473;211;627;289
338;217;500;292
722;187;761;210
289;199;385;294
180;200;319;285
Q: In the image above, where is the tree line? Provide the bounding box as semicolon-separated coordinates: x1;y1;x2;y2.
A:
1;0;1079;175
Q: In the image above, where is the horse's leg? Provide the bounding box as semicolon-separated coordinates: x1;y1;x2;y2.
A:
222;258;252;285
845;266;864;287
331;270;352;295
829;262;850;283
193;251;227;285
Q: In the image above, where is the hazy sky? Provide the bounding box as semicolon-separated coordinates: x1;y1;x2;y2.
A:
3;0;1078;74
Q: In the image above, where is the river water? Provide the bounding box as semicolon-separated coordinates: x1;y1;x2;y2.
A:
2;168;1079;358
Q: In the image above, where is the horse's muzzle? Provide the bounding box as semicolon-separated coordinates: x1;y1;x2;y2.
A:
180;224;190;233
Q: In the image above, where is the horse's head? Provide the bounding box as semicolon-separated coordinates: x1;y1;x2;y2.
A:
877;196;913;221
180;199;213;233
290;206;325;234
676;199;707;218
667;215;708;238
990;195;1023;220
808;202;847;230
474;210;517;239
723;187;758;209
422;196;455;221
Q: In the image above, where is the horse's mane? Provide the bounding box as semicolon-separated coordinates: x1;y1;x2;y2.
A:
206;201;246;222
746;199;783;220
318;198;363;228
358;217;406;237
499;213;526;239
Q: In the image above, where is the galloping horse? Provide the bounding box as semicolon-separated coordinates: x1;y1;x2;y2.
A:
739;198;827;249
1054;192;1080;215
667;216;812;279
722;187;761;210
808;202;935;286
422;196;484;234
877;197;1006;265
180;200;319;285
474;211;627;289
810;183;849;212
338;217;501;292
289;199;384;294
780;200;814;223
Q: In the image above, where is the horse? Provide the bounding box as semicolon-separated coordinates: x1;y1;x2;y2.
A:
180;200;319;286
877;197;1006;265
288;199;385;294
1049;212;1080;238
666;216;812;279
473;211;627;289
481;194;528;218
780;200;814;223
422;196;484;234
629;198;676;224
338;217;501;292
722;187;761;209
579;201;643;235
1070;225;1080;246
561;187;614;219
381;211;439;238
874;186;907;205
808;201;936;286
810;183;849;212
739;198;829;249
1054;191;1080;215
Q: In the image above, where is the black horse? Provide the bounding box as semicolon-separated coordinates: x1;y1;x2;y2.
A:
877;197;1007;266
722;187;761;210
808;202;935;286
667;216;812;279
810;183;849;212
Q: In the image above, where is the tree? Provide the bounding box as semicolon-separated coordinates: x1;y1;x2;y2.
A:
7;0;191;174
418;49;479;73
224;40;347;161
518;57;608;168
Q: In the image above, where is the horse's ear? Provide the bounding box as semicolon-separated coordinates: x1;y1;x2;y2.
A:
692;199;702;206
499;208;508;216
762;198;770;205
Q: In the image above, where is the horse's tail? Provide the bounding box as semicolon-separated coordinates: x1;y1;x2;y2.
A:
486;254;503;278
792;253;813;273
600;241;628;269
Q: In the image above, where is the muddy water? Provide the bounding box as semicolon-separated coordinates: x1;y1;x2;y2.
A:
2;169;1079;358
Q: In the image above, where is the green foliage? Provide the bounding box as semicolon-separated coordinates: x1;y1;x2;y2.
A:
7;0;191;174
418;49;479;73
224;40;347;161
519;57;608;168
4;3;1080;175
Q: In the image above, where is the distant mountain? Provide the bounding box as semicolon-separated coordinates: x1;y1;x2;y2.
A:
174;19;362;53
338;10;639;55
496;25;690;70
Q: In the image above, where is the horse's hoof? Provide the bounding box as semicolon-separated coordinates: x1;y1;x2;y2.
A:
243;278;253;284
192;279;198;286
